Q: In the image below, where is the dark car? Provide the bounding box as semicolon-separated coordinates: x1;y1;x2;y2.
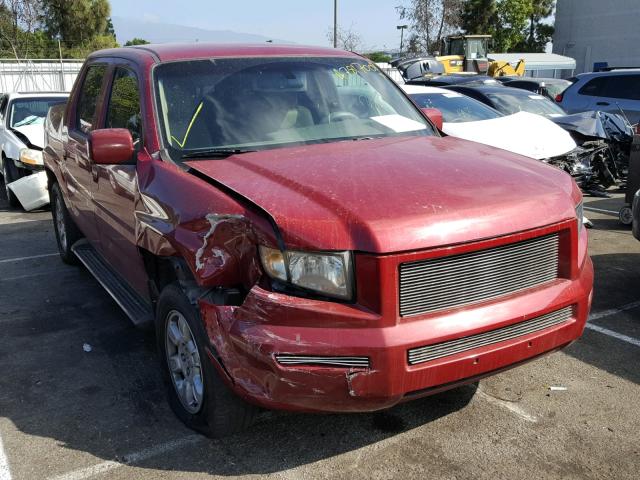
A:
446;84;568;118
406;74;502;87
503;78;573;102
43;43;592;437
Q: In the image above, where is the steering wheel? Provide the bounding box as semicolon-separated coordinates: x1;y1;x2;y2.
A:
328;111;359;123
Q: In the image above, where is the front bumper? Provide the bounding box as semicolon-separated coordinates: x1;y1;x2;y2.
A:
199;252;593;413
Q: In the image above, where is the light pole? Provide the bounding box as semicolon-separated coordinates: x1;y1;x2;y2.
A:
333;0;338;48
397;25;408;55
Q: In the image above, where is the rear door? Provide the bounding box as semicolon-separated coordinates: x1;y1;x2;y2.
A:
63;63;109;245
596;74;640;124
91;63;149;298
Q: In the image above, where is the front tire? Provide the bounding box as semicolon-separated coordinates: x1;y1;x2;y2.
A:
51;182;82;264
156;283;257;438
2;158;20;208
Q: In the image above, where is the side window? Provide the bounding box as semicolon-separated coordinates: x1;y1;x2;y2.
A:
106;67;142;144
578;77;605;97
76;64;107;134
600;75;640;100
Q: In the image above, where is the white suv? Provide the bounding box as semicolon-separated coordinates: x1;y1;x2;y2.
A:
557;70;640;124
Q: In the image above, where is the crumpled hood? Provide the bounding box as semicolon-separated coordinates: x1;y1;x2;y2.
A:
12;124;45;149
442;111;577;160
186;135;578;253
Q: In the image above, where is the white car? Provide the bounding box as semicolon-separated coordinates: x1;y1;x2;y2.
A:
0;92;68;210
401;84;576;160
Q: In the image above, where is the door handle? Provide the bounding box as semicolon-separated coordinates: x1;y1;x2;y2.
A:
596;101;610;106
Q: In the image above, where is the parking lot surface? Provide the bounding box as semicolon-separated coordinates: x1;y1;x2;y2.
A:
1;186;639;480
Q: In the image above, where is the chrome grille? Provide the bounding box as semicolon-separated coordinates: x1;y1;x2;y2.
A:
275;355;370;368
399;233;559;317
408;306;573;365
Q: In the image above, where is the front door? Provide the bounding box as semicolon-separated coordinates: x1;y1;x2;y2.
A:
91;64;149;299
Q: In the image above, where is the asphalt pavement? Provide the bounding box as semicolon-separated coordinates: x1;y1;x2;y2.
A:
0;184;638;480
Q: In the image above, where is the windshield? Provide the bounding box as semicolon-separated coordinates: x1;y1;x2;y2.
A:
487;91;567;118
9;98;66;128
409;91;502;122
154;57;433;161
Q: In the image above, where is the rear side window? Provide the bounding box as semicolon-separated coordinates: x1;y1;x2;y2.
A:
600;75;640;100
106;67;142;143
76;64;107;134
578;77;606;96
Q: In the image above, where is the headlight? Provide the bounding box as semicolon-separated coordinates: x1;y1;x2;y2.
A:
19;148;43;166
576;201;584;231
259;246;353;300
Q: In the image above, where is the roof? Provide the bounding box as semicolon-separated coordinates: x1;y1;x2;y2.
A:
448;35;492;39
448;84;530;95
401;84;450;95
576;69;640;78
488;53;576;71
4;92;69;99
505;77;572;85
90;43;357;63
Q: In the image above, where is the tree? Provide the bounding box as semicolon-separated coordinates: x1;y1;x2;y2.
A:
396;0;464;54
461;0;553;53
0;0;46;58
326;24;362;52
41;0;117;54
125;37;150;46
521;0;554;52
460;0;497;36
364;51;392;63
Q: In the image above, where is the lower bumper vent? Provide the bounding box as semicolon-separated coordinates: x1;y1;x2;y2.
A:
275;355;370;368
408;306;573;365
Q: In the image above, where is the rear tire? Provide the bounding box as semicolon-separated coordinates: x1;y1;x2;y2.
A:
156;283;257;438
2;158;20;208
51;182;82;264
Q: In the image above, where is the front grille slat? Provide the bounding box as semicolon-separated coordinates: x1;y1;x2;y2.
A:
275;355;370;368
399;233;560;316
407;306;573;365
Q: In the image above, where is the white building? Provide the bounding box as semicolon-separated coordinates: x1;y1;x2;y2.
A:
553;0;640;74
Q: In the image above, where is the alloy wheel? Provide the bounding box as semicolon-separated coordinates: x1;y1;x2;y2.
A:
165;310;204;414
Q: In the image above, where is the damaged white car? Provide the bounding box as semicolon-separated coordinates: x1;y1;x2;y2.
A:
402;84;576;160
0;92;68;210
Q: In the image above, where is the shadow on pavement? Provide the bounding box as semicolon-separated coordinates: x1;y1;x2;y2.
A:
0;214;477;475
564;253;640;386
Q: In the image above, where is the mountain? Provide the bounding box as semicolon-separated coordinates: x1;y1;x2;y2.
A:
111;16;292;45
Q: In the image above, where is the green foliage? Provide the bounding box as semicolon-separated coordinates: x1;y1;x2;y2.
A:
0;0;118;58
364;51;392;63
460;0;553;53
124;38;150;46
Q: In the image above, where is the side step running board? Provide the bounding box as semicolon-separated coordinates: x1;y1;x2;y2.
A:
72;240;153;328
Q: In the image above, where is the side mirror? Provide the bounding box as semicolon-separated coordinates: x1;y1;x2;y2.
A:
89;128;134;165
421;107;443;130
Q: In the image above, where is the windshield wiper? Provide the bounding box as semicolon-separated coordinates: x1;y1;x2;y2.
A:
181;148;257;159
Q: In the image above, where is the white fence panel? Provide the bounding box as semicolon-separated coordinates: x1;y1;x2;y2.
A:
0;59;84;93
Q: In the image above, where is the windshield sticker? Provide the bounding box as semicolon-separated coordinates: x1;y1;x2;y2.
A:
443;92;463;98
171;101;203;148
370;114;427;133
332;62;377;80
528;95;545;100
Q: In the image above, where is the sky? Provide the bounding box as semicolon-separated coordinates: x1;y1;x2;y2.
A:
109;0;406;51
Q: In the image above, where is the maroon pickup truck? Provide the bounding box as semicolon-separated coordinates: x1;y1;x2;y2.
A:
43;44;593;437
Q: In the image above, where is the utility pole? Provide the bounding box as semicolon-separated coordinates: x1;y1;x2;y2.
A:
397;25;408;55
333;0;337;48
57;37;65;91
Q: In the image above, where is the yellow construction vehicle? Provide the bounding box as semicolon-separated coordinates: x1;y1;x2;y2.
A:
436;34;526;77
